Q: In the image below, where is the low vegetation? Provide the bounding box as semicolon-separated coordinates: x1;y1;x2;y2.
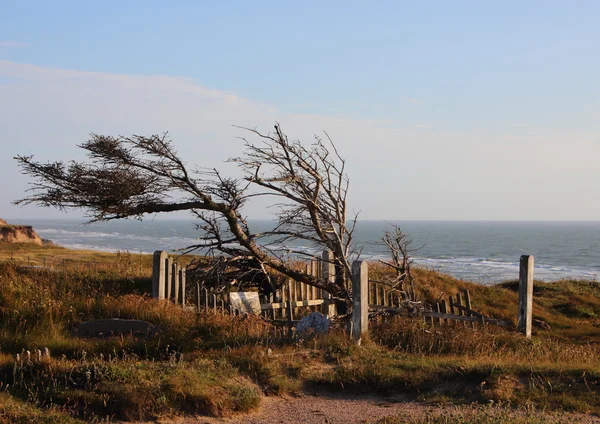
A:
0;243;598;423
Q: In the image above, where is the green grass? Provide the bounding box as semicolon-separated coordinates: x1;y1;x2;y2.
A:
0;244;598;422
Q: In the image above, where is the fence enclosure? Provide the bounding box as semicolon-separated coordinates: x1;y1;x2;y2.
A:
151;251;535;340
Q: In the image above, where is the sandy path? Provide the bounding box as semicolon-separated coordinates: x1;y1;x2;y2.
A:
160;392;600;424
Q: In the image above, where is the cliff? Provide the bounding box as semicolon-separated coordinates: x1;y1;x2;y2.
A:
0;218;51;245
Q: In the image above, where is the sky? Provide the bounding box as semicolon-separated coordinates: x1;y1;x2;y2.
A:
1;1;599;221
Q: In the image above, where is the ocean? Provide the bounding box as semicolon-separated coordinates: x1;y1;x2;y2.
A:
12;218;600;284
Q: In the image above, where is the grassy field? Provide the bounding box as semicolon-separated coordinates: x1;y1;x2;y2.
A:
0;243;598;423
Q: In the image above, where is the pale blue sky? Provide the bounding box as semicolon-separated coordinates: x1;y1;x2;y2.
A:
1;1;599;220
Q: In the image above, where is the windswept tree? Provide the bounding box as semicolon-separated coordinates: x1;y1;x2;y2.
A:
15;125;357;299
379;224;420;301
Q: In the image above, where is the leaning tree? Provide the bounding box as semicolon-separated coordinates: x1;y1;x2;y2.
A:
15;125;358;300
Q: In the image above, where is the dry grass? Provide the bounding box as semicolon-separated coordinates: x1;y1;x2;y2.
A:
0;244;599;422
374;403;593;424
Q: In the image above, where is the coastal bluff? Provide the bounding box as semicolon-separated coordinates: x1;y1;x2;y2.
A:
0;218;52;246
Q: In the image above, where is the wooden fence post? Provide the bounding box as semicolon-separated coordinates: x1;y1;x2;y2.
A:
321;250;336;317
287;280;294;336
180;266;186;305
173;263;180;304
463;289;475;328
351;260;369;343
152;251;168;300
441;300;448;325
518;255;534;338
196;283;201;311
165;257;173;300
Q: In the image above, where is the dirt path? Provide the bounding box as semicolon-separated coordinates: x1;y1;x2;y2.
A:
158;392;600;424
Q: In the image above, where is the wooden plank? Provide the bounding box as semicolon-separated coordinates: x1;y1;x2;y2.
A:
453;303;484;318
456;292;466;328
441;300;448;325
196;283;201;311
463;289;475;328
366;306;512;328
268;319;302;326
211;294;217;314
463;289;472;312
261;299;325;310
374;283;382;305
281;283;287;318
286;281;294;331
423;311;512;327
367;279;397;288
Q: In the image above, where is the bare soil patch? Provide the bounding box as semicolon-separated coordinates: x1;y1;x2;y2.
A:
153;392;600;424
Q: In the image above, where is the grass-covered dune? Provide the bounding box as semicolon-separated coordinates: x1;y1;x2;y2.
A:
0;243;598;423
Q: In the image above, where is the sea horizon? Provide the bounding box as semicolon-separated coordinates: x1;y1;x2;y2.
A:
5;217;599;285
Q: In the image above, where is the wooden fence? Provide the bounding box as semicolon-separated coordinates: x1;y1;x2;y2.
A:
193;258;334;325
152;251;535;340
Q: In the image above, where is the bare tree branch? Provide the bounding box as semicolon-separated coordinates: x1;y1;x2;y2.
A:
14;125;357;300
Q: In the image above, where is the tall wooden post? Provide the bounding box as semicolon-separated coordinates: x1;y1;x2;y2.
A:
152;251;168;300
518;255;534;338
351;260;369;343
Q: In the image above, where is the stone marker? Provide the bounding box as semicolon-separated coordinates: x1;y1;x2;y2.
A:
75;318;159;338
229;292;262;315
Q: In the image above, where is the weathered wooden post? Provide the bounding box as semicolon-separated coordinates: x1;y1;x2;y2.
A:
152;251;168;300
180;266;186;305
165;257;173;300
321;250;337;317
173;262;180;304
351;260;369;343
518;255;534;338
196;283;201;311
286;280;294;337
463;289;475;328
